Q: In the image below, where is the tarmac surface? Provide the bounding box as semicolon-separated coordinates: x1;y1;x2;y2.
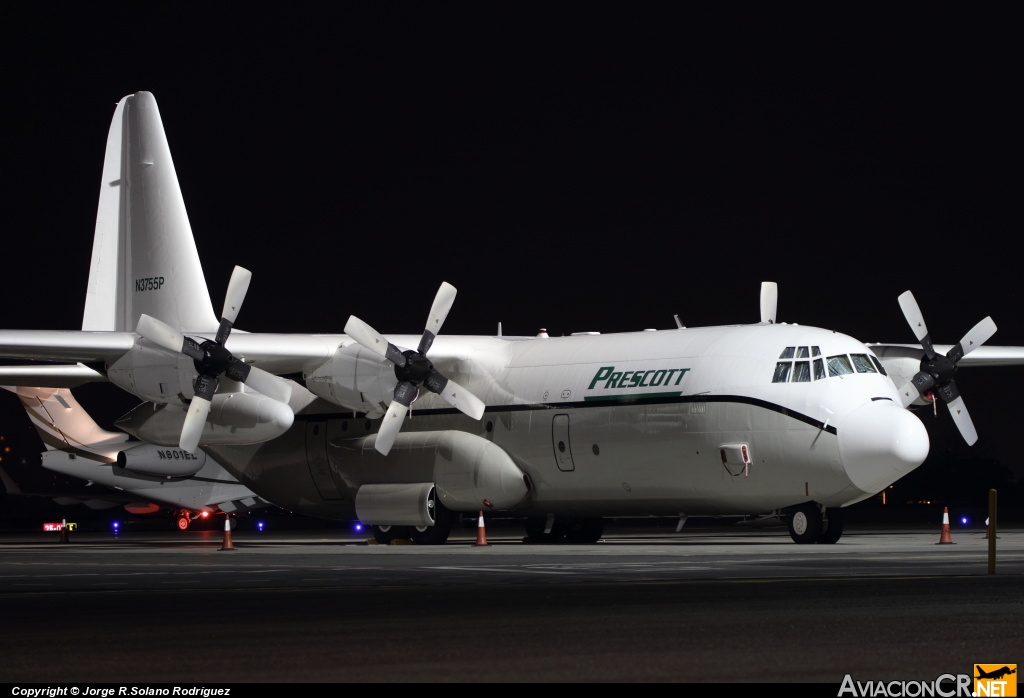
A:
0;519;1021;684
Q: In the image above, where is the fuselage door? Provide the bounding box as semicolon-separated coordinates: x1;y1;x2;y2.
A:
552;413;575;472
306;420;342;500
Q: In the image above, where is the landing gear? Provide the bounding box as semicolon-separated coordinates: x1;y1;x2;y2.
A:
524;516;605;544
786;503;844;544
786;502;823;544
818;507;844;544
524;517;563;543
372;524;410;544
563;517;604;543
176;515;190;531
409;502;455;545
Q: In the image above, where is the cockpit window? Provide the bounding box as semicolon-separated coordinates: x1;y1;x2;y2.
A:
793;361;811;382
850;354;877;373
827;355;854;376
776;350;882;383
773;362;793;383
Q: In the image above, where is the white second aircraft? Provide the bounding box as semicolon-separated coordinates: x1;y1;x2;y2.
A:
1;385;271;529
2;91;1023;545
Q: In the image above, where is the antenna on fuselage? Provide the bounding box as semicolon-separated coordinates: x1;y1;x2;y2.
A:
674;315;685;329
760;281;778;324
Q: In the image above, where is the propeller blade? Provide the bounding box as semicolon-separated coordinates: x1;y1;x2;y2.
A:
945;394;978;446
947;316;997;363
425;372;485;420
897;380;921;408
241;365;293;404
760;281;777;324
221;266;252;326
180;395;212;453
419;282;457;354
898;291;935;358
137;314;186;355
344;316;407;365
374;400;409;456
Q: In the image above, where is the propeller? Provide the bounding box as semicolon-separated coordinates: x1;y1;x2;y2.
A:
135;266;293;453
760;281;778;324
344;281;486;456
895;290;997;446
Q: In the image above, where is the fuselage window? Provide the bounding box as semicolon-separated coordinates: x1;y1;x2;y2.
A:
812;346;821;356
827;355;854;376
813;358;825;380
779;347;796;359
773;362;792;382
793;360;811;382
796;346;810;359
850;354;877;373
870;355;888;375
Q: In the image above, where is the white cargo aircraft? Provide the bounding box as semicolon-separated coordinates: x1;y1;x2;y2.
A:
2;91;1023;545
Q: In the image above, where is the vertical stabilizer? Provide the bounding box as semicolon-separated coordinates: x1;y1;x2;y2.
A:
1;386;128;461
82;92;218;334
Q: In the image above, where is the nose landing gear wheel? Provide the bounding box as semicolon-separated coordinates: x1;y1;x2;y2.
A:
817;507;844;544
786;502;823;544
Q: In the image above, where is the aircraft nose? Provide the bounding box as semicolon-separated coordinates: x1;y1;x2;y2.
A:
837;400;930;495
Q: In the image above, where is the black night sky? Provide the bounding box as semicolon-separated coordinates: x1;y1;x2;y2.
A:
1;5;1022;507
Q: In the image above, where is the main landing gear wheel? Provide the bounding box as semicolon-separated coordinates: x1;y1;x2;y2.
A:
176;516;190;531
524;517;564;543
372;524;410;544
523;517;606;544
409;502;455;545
787;502;823;544
563;517;605;544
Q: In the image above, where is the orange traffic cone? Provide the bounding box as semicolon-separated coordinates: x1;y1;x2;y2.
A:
937;507;954;544
219;517;236;551
59;517;69;544
474;511;491;547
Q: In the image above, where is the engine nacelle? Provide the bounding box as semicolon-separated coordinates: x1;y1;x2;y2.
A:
116;443;208;477
333;430;530;514
114;391;294;447
106;339;199;405
304;343;397;416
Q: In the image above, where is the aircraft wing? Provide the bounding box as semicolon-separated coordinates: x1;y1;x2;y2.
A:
0;330;345;385
0;330;136;362
1;463;132;509
0;363;107;387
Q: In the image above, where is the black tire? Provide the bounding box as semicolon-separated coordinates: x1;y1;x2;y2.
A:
524;517;564;543
372;524;410;544
563;517;605;544
817;507;844;544
787;502;823;544
409;502;454;545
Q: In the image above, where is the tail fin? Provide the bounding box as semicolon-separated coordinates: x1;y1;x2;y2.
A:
1;386;128;461
0;464;23;495
82;91;218;334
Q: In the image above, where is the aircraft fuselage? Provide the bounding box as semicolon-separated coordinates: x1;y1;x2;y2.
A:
198;322;929;523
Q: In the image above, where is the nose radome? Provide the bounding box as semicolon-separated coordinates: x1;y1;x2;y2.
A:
837;401;930;495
